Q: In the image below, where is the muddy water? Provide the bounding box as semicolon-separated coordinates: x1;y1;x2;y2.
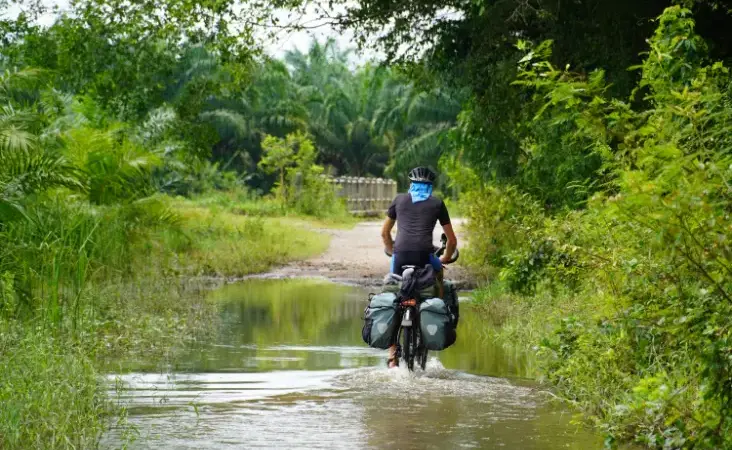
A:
105;279;601;449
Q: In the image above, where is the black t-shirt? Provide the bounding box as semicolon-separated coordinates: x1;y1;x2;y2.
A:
387;194;451;253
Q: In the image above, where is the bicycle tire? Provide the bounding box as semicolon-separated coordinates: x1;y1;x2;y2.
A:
402;327;415;372
414;323;427;371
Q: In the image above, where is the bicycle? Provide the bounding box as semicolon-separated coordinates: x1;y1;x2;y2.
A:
386;234;459;371
394;285;427;371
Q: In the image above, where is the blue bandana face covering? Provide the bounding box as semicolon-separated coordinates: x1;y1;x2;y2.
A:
409;182;433;203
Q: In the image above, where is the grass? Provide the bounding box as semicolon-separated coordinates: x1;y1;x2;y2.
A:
0;328;109;449
469;279;599;355
183;189;357;227
168;202;331;277
0;191;343;449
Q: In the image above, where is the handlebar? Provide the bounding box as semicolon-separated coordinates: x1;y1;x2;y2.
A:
384;233;460;264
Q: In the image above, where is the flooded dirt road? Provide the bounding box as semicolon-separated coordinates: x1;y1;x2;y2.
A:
104;279;601;449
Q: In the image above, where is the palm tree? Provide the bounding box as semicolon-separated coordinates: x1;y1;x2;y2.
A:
287;40;462;179
380;86;463;181
306;66;394;176
198;58;309;176
286;41;392;176
159;39;462;184
0;69;82;221
285;38;352;91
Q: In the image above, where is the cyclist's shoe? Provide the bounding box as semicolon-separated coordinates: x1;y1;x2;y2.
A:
387;345;398;368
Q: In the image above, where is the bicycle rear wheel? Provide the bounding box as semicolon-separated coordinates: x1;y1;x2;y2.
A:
419;346;428;370
402;325;414;371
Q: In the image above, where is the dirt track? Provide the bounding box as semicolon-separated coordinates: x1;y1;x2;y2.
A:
258;219;468;288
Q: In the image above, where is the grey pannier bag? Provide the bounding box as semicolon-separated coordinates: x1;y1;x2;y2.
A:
362;292;399;349
419;298;457;351
442;280;459;327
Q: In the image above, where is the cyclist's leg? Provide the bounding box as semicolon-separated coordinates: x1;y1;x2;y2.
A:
387;252;404;367
387;308;402;368
430;254;445;298
429;253;442;272
387;343;397;368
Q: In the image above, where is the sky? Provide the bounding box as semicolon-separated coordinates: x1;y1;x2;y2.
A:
263;6;381;64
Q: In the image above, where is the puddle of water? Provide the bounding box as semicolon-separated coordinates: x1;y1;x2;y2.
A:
104;279;601;449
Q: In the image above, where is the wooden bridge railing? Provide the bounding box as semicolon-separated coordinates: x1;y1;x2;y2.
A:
328;176;397;215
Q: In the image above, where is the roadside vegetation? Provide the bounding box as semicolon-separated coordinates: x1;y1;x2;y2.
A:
459;10;732;448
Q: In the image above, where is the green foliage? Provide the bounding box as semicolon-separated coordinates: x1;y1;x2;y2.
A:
459;7;732;448
259;132;347;217
3;0;262;119
64;126;164;204
259;133;298;199
0;329;109;449
323;0;716;195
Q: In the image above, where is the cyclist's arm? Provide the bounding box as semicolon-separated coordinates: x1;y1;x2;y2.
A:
381;218;396;254
438;201;457;264
383;198;398;254
440;224;458;264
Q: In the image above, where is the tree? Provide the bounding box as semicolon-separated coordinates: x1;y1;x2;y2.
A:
1;0;264;119
257;132;338;216
375;82;463;183
258;134;296;202
315;0;732;205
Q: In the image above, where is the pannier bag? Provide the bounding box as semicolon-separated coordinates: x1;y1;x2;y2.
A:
442;281;459;327
362;293;399;349
382;276;438;300
399;265;436;300
419;298;457;351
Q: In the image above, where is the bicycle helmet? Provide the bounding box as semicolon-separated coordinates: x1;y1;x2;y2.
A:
408;167;437;184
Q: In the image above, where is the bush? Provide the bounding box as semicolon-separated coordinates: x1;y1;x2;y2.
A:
462;7;732;448
461;184;580;293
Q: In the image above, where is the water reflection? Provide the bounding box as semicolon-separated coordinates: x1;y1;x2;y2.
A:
439;306;538;379
106;279;602;449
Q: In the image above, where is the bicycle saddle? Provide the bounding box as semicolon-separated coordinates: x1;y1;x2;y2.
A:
383;273;402;285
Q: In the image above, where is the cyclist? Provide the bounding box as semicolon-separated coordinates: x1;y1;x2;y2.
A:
380;166;457;368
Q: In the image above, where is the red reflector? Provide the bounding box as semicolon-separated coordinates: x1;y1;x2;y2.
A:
402;299;417;306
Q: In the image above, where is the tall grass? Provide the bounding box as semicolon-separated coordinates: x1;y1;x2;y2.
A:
0;328;109;449
164;199;330;277
0;191;331;449
188;186;353;223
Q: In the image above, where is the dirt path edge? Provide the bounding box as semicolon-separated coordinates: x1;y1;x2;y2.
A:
247;219;471;290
